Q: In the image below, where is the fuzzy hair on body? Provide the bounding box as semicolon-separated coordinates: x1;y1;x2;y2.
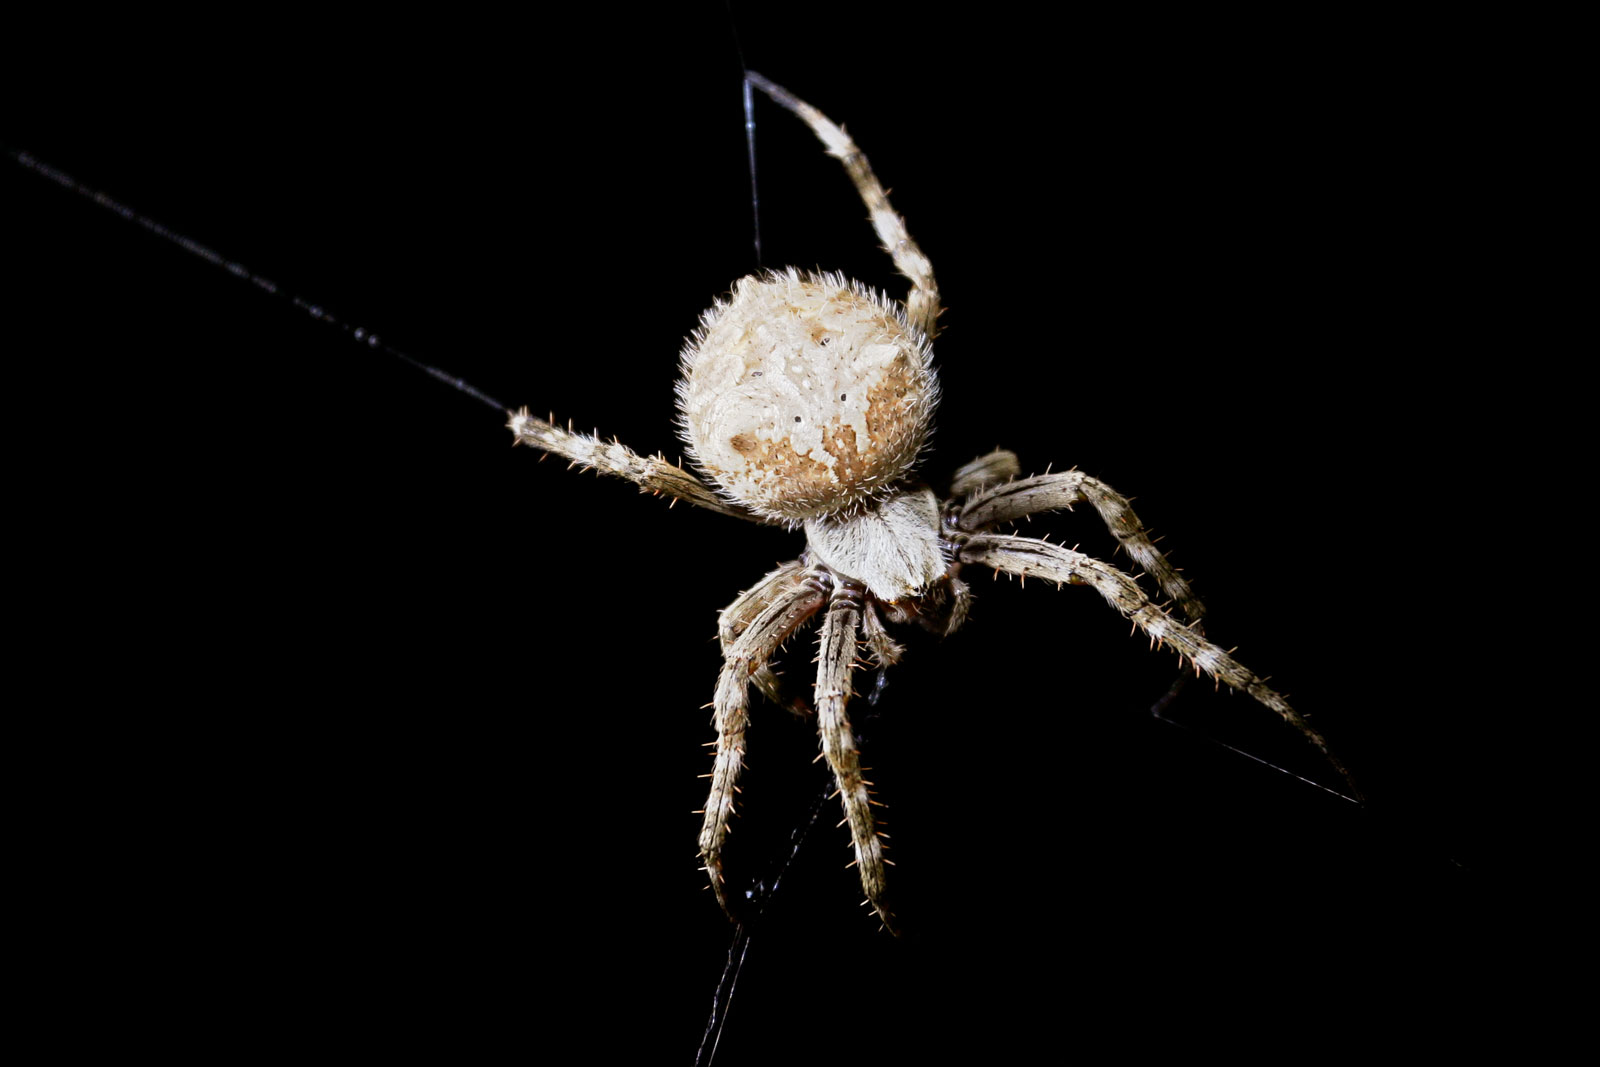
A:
506;72;1360;933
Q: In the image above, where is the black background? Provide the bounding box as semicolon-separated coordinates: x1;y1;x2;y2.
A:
9;5;1518;1061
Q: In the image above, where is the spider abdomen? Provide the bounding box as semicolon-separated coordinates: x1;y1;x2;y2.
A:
677;269;938;522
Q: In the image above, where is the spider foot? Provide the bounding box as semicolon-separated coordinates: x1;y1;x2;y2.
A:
866;665;890;706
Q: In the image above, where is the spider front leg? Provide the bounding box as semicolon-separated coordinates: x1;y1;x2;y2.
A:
813;580;898;933
699;569;827;918
719;560;809;711
508;408;761;522
959;468;1206;624
961;532;1362;800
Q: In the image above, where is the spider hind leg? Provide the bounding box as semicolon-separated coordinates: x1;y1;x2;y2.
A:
507;408;762;522
745;72;941;340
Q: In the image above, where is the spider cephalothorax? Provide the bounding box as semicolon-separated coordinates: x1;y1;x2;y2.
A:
507;72;1358;933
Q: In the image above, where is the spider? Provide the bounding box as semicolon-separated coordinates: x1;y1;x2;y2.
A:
504;73;1359;933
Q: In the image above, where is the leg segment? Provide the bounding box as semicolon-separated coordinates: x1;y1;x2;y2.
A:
718;560;808;710
944;575;973;637
700;571;828;917
950;449;1022;497
812;581;898;932
961;532;1360;799
958;469;1206;624
859;599;905;706
746;72;942;339
509;408;762;522
860;599;905;670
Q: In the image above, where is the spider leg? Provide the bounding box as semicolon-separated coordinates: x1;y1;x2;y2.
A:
719;560;809;711
961;532;1362;800
949;449;1022;497
813;581;898;933
958;469;1206;624
507;408;763;522
860;600;905;668
860;600;904;706
944;575;973;636
700;571;828;918
745;72;942;339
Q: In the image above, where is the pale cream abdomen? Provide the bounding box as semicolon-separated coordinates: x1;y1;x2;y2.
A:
676;269;938;522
